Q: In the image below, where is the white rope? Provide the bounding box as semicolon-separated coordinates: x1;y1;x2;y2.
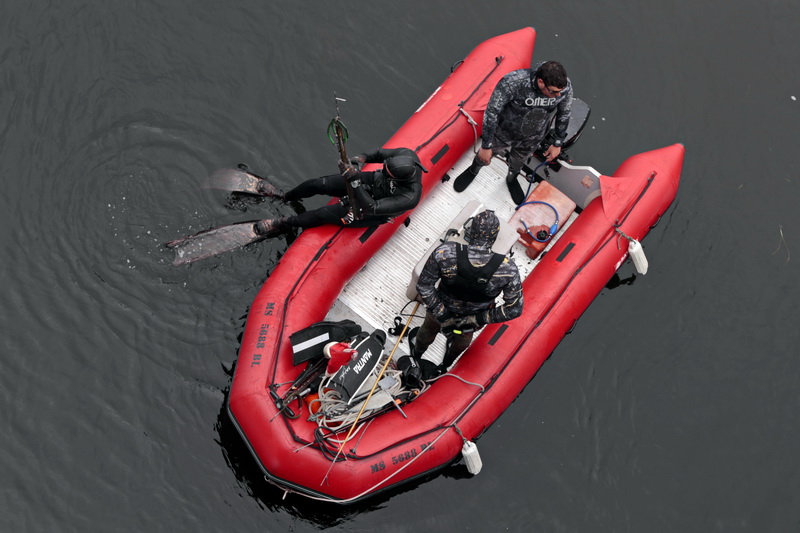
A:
309;366;412;431
614;227;634;249
458;107;480;154
291;370;486;504
614;227;648;275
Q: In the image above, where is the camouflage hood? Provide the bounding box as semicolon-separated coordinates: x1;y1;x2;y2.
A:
466;210;500;248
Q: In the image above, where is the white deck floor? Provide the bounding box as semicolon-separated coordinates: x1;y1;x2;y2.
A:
325;148;576;365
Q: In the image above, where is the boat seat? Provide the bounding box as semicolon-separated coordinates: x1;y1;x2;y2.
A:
406;201;517;301
524;155;602;209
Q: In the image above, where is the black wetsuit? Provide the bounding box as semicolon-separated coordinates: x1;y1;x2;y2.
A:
284;147;423;229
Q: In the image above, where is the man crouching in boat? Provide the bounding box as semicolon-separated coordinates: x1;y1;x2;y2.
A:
252;147;425;237
411;210;523;378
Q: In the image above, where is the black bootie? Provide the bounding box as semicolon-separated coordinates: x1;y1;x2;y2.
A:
405;326;440;381
407;327;422;359
505;171;526;205
256;179;286;200
253;217;290;238
453;162;483;192
396;355;424;389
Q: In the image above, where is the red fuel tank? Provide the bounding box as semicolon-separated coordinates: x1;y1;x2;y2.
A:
509;180;577;259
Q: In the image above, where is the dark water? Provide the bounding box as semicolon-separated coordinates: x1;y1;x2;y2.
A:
2;1;799;531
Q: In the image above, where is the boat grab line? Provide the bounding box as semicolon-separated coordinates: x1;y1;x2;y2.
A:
299;374;486;504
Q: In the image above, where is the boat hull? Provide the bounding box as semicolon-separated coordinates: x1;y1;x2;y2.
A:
226;27;684;503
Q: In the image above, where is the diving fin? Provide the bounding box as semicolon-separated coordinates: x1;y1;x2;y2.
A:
166;220;266;266
203;167;285;198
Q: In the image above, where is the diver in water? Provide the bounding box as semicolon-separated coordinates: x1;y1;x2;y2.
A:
453;61;573;204
252;147;426;237
409;209;523;379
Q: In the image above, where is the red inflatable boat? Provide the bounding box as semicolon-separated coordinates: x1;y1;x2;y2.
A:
226;27;684;503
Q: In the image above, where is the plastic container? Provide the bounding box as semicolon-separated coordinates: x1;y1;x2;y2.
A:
508;180;577;259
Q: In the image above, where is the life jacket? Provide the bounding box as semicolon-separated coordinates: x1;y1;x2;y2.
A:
439;244;506;304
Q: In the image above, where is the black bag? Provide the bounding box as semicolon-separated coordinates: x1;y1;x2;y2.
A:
396;355;424;390
289;319;362;365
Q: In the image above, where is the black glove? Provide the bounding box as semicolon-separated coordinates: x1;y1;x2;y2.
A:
340;206;355;225
350;154;366;169
436;309;453;323
440;316;459;335
454;315;482;333
442;315;483;335
337;160;358;181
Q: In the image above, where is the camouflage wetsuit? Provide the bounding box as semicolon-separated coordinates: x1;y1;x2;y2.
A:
414;210;523;371
480;62;574;174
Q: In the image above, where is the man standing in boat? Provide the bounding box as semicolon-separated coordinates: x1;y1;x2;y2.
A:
252;147;425;237
453;61;573;205
410;210;523;378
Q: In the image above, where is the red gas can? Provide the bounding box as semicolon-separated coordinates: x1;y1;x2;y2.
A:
508;180;577;259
